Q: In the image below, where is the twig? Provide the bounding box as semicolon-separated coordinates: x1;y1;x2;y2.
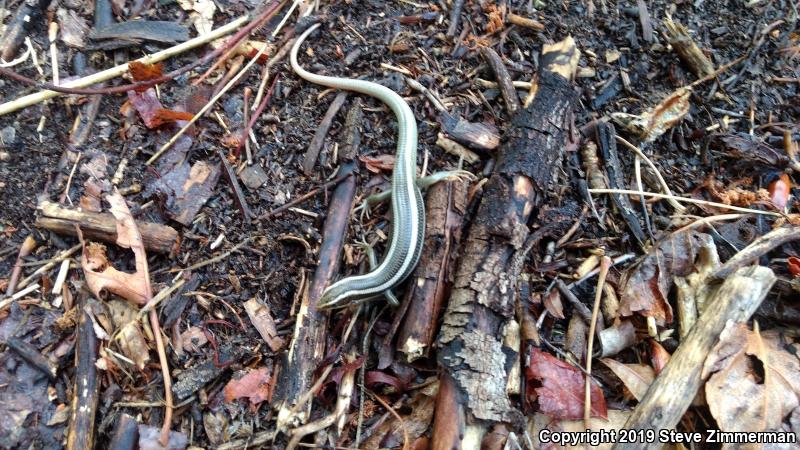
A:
584;256;611;428
173;238;253;272
615;135;686;212
588;188;782;216
17;244;81;290
0;15;251;115
148;39;272;164
480;47;520;114
259;172;352;219
710;226;800;280
5;235;37;296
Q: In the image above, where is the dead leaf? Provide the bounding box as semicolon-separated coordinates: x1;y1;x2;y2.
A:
243;298;285;352
144;160;220;226
526;348;608;420
106;297;150;370
82;242;148;305
611;88;691;143
223;367;273;406
127;88;194;129
601;358;654;401
544;289;565;319
363;381;438;449
648;339;671;374
128;61;164;83
703;324;800;437
618;230;708;325
768;173;792;210
177;0;216;35
180;326;208;353
359;154;396;173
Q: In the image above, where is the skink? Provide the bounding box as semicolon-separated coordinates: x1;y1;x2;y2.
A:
290;23;425;309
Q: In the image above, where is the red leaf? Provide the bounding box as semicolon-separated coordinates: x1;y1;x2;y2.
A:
648;339;671;374
768;173;792;210
127;88;193;129
223;367;273;406
788;256;800;278
526;348;607;420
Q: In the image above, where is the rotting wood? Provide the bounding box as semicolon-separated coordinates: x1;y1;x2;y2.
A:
664;17;715;78
36;200;180;255
436;36;579;425
67;294;100;450
274;100;361;427
302;91;348;174
379;176;469;367
611;265;776;450
595;122;647;250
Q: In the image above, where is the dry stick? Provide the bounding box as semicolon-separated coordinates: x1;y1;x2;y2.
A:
446;0;466;36
0;0;287;103
148;38;271;165
588;188;782;216
150;308;173;447
611;265;776;450
480;47;520;115
17;244;81;290
242;87;252;163
236;74;280;158
5;235;37;296
66;293;99;450
0;15;251;115
615;135;686;212
301;91;348;174
711;226;800;280
584;256;611;429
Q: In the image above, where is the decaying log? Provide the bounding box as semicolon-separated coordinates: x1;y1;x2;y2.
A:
436;37;579;424
36;200;180;254
274;100;361;426
379;176;469;367
67;295;100;450
611;265;776;450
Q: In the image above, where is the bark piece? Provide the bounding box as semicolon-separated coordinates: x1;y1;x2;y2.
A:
90;21;189;44
611;266;776;450
394;178;468;364
67;295;99;450
36;200;179;254
274;101;361;426
664;17;714;78
436;37;579;424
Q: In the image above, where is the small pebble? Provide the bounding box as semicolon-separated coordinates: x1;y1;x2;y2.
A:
1;126;16;145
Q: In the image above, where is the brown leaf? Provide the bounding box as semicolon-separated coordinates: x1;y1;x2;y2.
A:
543;289;565;319
359;154;396;173
223;367;273;406
618;230;707;325
363;381;438;449
703;323;800;435
648;339;671;374
526;348;608;420
81;192;152;305
128;61;164;83
601;358;654;401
